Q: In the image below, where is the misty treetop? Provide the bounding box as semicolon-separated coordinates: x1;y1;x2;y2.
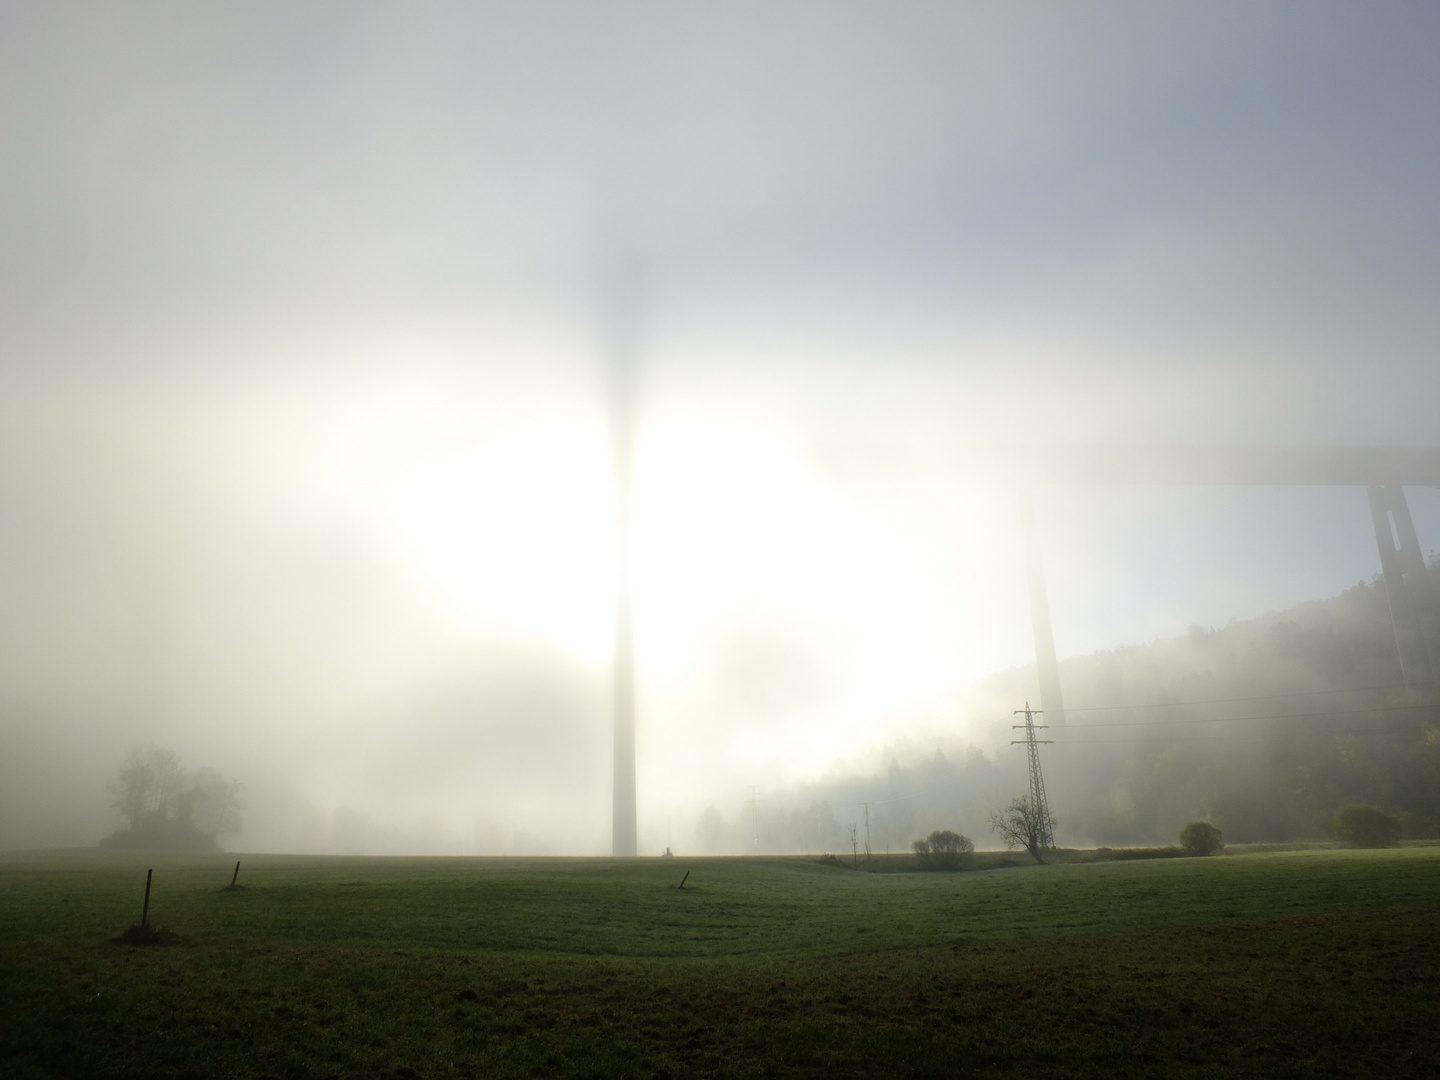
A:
911;829;973;870
102;746;243;851
1179;820;1224;856
1333;804;1403;849
948;572;1440;846
1056;580;1440;845
731;571;1440;853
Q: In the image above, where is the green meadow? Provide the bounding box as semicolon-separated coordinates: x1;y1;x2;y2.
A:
2;847;1437;1079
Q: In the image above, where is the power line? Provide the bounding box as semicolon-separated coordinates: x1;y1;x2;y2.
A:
1063;702;1440;729
1063;681;1435;713
816;698;1437;811
839;707;1436;804
1066;723;1436;744
865;786;939;805
1012;702;1054;850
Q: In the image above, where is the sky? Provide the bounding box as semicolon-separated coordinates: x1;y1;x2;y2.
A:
1;1;1438;853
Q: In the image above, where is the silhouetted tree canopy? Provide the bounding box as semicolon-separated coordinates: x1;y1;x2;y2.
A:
1333;804;1402;848
911;829;973;870
1179;820;1224;856
101;746;244;850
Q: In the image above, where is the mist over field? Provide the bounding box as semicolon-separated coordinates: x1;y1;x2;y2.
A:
723;570;1440;856
2;3;1439;855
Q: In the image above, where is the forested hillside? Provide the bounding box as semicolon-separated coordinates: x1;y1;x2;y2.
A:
737;571;1440;853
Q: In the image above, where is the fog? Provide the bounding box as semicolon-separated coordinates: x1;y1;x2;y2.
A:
2;3;1439;854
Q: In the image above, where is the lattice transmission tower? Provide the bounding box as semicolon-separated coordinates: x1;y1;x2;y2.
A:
1012;702;1055;850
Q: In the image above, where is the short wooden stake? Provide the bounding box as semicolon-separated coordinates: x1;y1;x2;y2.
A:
141;869;153;928
230;861;240;888
678;870;690;889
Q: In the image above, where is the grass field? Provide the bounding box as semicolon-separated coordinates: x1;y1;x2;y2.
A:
2;848;1438;1079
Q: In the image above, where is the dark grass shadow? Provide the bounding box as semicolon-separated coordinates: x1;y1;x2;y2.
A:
114;924;180;946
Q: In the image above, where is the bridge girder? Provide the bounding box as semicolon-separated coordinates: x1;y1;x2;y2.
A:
817;443;1440;487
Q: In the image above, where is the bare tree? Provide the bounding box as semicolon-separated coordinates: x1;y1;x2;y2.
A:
847;823;859;869
110;746;187;831
988;795;1055;865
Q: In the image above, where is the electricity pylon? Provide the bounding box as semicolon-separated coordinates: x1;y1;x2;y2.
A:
1012;702;1055;850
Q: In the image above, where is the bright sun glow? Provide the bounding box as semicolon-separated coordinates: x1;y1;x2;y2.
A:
231;392;1039;827
383;415;956;679
386;417;617;661
383;414;1029;708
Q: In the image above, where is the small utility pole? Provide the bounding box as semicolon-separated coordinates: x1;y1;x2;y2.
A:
1012;702;1055;850
141;868;153;929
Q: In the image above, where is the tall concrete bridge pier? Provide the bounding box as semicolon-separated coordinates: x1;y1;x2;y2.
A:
969;445;1440;724
1366;481;1440;685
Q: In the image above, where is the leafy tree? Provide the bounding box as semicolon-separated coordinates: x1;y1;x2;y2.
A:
988;795;1055;865
911;829;973;870
102;746;244;850
1179;820;1224;856
1333;804;1402;848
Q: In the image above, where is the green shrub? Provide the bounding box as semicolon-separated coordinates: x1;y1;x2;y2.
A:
1178;820;1224;856
1333;804;1402;848
911;829;973;870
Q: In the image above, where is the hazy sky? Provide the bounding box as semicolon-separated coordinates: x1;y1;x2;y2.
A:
1;2;1438;853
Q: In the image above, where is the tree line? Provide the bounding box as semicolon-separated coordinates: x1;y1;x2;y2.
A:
732;569;1440;853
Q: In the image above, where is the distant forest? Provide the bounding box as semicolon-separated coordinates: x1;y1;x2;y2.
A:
725;569;1440;854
